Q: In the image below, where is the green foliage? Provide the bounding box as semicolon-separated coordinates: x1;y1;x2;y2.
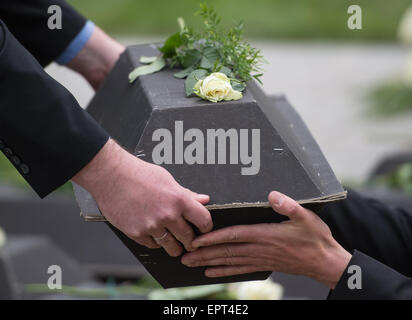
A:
174;67;195;79
139;56;158;63
128;56;166;83
129;3;264;96
368;81;412;117
159;32;182;58
166;3;264;85
375;162;412;195
184;69;208;96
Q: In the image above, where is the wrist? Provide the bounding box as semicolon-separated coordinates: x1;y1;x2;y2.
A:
314;242;352;289
72;139;125;195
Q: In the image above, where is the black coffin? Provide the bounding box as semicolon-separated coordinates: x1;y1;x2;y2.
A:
73;44;346;288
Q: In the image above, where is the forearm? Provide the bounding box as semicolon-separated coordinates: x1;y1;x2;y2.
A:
66;26;125;89
72;139;132;196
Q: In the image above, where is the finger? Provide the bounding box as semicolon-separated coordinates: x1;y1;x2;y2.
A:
205;265;268;278
200;257;267;267
195;194;210;205
184;188;210;205
184;255;266;268
167;218;196;252
153;230;183;257
268;191;308;221
183;197;213;234
131;235;161;249
192;225;265;248
182;243;260;266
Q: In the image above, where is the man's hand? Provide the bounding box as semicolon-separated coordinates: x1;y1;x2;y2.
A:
72;139;213;257
182;191;351;289
66;26;125;89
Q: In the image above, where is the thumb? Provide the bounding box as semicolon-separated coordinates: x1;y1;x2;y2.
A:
268;191;307;220
184;188;210;205
195;193;210;205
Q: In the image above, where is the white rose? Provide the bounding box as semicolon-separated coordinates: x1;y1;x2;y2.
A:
398;6;412;44
0;227;6;249
194;72;243;103
402;54;412;88
229;279;284;300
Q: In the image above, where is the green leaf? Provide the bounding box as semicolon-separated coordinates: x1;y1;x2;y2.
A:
231;80;246;92
200;47;220;70
139;56;158;64
177;17;185;32
200;57;213;70
174;67;194;79
218;66;233;77
128;57;166;83
180;49;202;68
159;32;182;58
157;3;264;85
185;69;208;96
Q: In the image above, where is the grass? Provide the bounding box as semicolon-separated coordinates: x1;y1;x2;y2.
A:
68;0;411;41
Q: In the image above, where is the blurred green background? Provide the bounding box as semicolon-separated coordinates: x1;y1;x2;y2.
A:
1;0;411;190
67;0;410;41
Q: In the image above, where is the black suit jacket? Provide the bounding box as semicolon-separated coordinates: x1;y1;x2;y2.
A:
0;0;86;66
319;190;412;299
0;1;109;197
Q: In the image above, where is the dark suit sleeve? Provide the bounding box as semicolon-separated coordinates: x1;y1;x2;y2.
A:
0;20;109;198
0;0;87;66
319;190;412;278
328;250;412;300
319;191;412;299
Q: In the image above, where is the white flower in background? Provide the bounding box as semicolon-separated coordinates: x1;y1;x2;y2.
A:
398;6;412;44
0;227;6;249
229;279;284;300
402;54;412;88
194;72;243;103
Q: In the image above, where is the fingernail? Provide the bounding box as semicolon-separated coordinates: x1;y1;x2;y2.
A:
172;250;182;257
192;240;203;248
272;192;284;208
205;269;214;277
